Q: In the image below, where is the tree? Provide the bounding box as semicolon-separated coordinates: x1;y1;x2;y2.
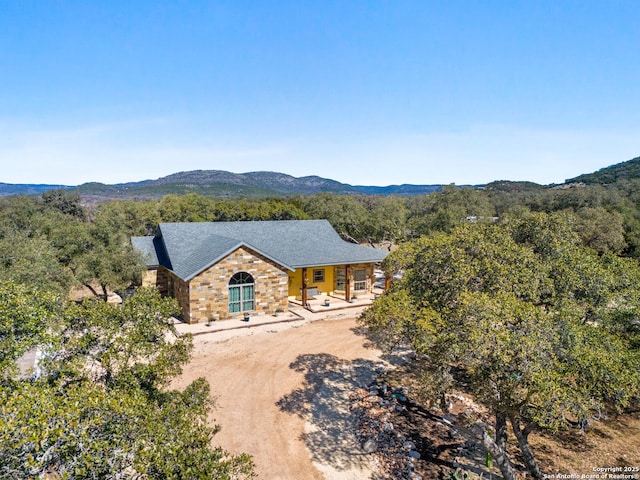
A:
0;282;60;383
0;287;255;479
69;218;145;300
406;186;496;238
40;189;86;220
360;219;640;479
157;193;219;223
93;199;161;237
574;207;627;254
302;193;370;243
0;194;144;299
0;231;74;296
363;195;408;247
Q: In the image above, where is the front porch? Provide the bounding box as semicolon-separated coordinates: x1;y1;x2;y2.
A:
288;286;384;313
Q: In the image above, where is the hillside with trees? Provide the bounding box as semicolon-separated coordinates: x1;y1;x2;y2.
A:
0;170;442;199
566;155;640;185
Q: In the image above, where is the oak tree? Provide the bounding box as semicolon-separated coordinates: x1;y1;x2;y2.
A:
361;217;640;479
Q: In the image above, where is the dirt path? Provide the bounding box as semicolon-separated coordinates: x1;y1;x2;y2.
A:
174;316;384;480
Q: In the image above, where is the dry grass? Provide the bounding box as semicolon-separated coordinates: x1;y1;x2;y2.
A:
387;400;640;479
531;412;640;475
379;362;640;479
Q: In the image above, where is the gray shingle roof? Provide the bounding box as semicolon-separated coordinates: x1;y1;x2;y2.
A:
131;236;159;266
133;219;388;281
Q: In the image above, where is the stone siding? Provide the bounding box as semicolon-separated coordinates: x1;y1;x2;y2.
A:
141;267;169;296
141;268;158;288
333;263;376;294
185;247;289;324
172;273;190;323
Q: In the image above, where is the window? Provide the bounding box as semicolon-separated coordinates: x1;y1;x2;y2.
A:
353;269;367;291
313;269;325;283
335;267;346;291
228;272;254;313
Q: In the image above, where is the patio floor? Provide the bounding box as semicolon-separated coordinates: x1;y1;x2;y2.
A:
173;286;385;337
288;287;383;313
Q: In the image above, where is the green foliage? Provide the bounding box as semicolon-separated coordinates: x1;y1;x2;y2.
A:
0;194;145;299
301;193;371;242
40;189;86;220
0;378;254;479
93;199;161;237
74;222;145;299
156;193;308;224
0;287;255;479
46;288;187;391
575;207;627;254
567;156;640;185
363;195;409;245
0;231;75;296
0;282;60;382
407;185;496;237
300;193;409;244
361;216;640;479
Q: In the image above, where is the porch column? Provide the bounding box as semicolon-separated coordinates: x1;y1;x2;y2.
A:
345;264;351;302
301;267;308;308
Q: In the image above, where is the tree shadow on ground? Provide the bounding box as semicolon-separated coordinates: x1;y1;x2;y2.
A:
276;353;382;477
350;325;415;368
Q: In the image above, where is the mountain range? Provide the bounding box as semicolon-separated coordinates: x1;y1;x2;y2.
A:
1;170;442;199
1;155;639;199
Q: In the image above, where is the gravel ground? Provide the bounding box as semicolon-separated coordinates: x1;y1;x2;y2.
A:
173;314;384;480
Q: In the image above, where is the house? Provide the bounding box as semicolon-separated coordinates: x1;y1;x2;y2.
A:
131;220;388;324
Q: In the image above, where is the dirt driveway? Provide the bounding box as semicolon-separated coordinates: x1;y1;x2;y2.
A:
173;315;385;480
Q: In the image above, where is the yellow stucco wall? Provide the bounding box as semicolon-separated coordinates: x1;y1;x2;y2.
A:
288;266;335;298
287;264;376;299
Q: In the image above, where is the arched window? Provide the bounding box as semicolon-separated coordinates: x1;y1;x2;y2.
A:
228;272;254;313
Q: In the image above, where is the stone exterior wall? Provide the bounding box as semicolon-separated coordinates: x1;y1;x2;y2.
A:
141;267;169;296
141;255;376;324
359;263;376;293
172;273;190;323
185;247;289;324
333;263;376;295
141;268;158;288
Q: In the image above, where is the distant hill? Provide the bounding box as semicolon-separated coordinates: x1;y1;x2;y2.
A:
484;180;545;192
0;170;442;199
352;184;442;195
565;156;640;185
0;182;68;196
5;155;639;200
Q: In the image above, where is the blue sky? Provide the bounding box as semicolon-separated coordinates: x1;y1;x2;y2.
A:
1;1;638;186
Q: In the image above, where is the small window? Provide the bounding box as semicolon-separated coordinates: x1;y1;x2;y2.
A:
354;269;367;291
313;269;325;283
335;267;345;291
